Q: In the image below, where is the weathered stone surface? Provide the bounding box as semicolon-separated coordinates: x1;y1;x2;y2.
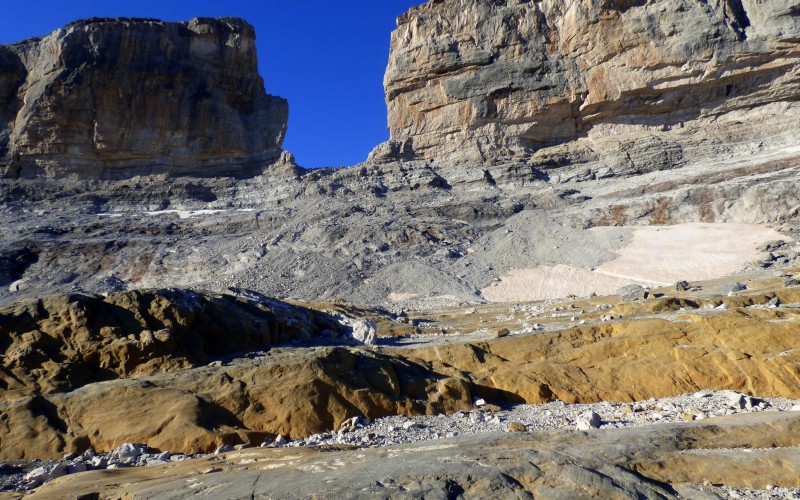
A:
379;0;800;165
0;345;473;459
0;18;288;179
0;289;346;398
401;286;800;406
575;410;602;430
3;281;800;460
25;412;800;499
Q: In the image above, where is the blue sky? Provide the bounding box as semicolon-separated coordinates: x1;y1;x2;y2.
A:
0;1;422;168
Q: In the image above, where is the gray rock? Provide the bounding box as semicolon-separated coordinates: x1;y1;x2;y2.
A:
675;281;690;291
757;240;789;252
23;463;68;485
721;391;749;409
66;462;87;474
351;319;377;345
719;282;747;295
617;284;648;302
145;459;170;467
575;411;602;430
110;443;148;460
783;276;800;287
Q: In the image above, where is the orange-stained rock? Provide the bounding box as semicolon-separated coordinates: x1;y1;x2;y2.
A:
376;0;800;166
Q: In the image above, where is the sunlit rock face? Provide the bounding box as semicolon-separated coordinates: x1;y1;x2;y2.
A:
377;0;800;165
0;17;289;179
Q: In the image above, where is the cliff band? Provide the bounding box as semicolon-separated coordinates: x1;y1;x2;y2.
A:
0;17;288;179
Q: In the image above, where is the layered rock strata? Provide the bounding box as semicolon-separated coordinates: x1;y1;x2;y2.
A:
0;288;363;399
0;18;288;179
377;0;800;165
25;412;800;499
2;277;799;459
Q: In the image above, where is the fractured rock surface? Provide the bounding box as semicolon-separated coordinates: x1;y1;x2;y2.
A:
379;0;800;166
0;288;354;398
0;17;288;179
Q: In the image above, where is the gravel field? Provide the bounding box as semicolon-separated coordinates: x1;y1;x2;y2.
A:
289;390;800;449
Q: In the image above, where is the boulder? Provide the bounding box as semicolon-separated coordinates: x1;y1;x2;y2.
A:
719;282;747;294
617;284;648;302
575;411;602;431
334;314;378;345
110;443;148;461
351;319;377;345
23;463;68;486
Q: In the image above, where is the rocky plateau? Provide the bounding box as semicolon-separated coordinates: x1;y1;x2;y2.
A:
2;0;800;498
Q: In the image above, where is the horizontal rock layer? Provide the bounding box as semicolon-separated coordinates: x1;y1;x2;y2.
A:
26;410;800;498
378;0;800;165
0;17;288;179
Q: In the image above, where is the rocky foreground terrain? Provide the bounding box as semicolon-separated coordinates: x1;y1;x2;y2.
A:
2;0;800;497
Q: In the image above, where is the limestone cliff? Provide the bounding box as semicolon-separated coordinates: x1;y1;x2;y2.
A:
0;17;288;179
377;0;800;165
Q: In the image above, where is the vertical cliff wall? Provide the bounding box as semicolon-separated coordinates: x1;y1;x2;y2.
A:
0;17;289;179
377;0;800;165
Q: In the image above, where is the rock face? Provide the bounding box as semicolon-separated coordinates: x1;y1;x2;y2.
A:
378;0;800;165
0;17;288;179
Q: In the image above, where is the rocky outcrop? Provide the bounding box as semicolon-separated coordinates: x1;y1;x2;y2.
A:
3;277;800;459
0;288;473;459
26;412;800;499
0;346;473;459
0;289;349;398
378;0;800;165
0;18;288;179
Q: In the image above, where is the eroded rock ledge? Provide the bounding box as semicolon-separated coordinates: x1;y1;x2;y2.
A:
0;17;289;179
377;0;800;166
